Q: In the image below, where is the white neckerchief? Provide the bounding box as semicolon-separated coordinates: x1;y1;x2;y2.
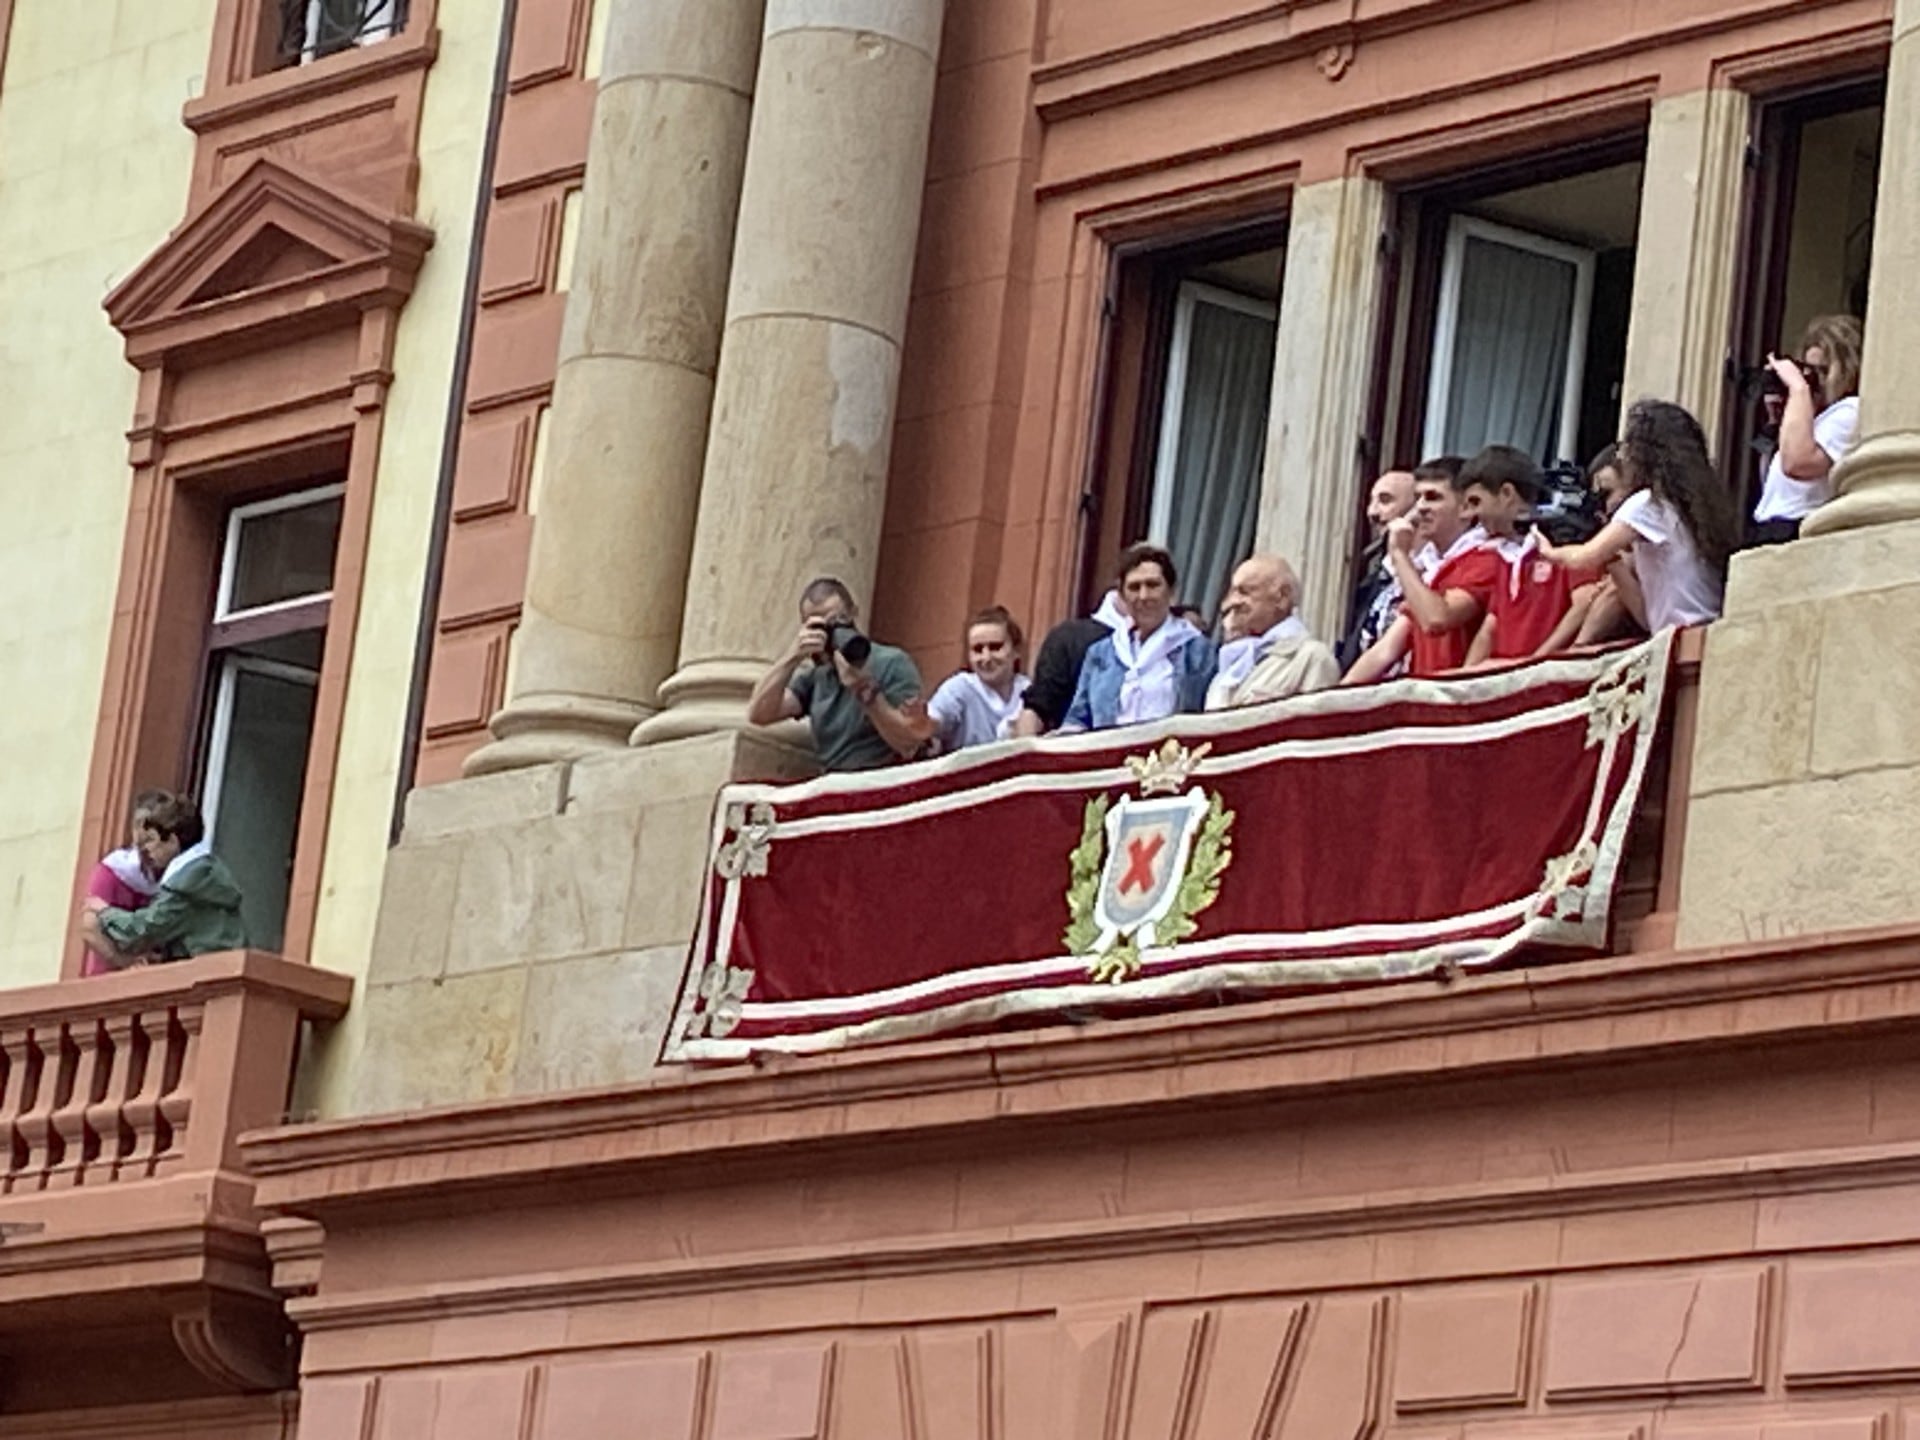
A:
102;846;161;899
952;669;1030;737
1111;615;1200;725
1414;523;1489;580
1091;589;1129;632
159;838;212;887
1214;614;1308;691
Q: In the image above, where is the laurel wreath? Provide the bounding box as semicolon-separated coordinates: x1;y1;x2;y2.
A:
1063;791;1235;984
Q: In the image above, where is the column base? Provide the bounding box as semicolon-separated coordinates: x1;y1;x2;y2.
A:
630;658;770;747
1801;431;1920;537
463;693;650;778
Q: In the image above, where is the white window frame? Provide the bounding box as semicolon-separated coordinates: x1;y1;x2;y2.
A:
1147;279;1280;546
1420;215;1596;464
213;483;345;624
297;0;401;65
199;656;322;846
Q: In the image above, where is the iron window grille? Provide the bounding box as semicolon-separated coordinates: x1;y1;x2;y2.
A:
277;0;408;66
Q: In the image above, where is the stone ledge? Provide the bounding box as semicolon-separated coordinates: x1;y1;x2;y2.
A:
249;925;1920;1207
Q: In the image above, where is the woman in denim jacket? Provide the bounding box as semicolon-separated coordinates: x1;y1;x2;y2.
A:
1061;543;1216;731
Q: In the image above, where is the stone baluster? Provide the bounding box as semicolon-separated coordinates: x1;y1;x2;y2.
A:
152;1006;201;1176
86;1013;139;1182
48;1018;107;1187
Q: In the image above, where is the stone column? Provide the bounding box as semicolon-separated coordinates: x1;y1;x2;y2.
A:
1803;0;1920;536
1619;87;1749;439
635;0;947;745
1256;175;1388;639
465;0;765;776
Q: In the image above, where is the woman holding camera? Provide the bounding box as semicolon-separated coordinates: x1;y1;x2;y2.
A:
1752;313;1863;544
926;606;1030;751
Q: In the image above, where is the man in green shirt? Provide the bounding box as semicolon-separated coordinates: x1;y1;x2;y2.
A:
81;793;247;966
747;577;933;772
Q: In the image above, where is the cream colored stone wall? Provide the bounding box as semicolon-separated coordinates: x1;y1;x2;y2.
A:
0;0;216;986
295;0;512;1117
1678;522;1920;946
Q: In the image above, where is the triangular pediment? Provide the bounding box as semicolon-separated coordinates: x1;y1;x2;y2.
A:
106;157;432;344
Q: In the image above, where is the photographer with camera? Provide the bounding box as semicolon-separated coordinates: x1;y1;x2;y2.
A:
1751;313;1863;544
748;577;933;772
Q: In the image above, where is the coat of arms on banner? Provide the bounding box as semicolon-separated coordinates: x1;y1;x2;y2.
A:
1064;741;1235;985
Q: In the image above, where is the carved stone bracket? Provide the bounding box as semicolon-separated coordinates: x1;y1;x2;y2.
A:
172;1291;298;1393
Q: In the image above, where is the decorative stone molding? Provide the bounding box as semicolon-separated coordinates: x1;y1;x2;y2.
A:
104;156;432;373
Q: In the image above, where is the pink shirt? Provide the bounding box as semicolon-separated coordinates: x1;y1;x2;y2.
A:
83;849;157;977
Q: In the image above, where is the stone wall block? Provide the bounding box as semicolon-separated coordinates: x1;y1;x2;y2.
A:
352;968;532;1115
364;840;466;985
1724;517;1920;614
445;811;643;972
624;796;720;951
1809;582;1920;776
1677;767;1920;947
404;763;567;842
515;946;688;1093
1689;605;1820;797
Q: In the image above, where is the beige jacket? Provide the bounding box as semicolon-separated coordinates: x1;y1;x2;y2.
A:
1205;633;1341;711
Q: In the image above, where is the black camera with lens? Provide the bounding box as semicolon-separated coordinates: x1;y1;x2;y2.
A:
1531;461;1607;547
817;619;872;669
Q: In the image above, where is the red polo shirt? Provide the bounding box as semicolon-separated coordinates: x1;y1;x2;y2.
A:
1487;555;1601;660
1404;547;1503;677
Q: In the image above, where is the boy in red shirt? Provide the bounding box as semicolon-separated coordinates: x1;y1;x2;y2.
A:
1346;446;1536;681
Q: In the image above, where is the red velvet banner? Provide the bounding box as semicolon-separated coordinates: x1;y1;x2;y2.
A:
663;634;1674;1061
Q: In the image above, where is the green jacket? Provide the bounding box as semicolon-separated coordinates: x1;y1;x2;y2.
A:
99;849;247;960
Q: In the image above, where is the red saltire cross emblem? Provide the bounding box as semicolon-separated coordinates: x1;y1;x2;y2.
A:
1119;833;1165;896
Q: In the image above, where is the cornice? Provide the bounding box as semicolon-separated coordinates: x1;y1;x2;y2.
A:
246;928;1920;1212
280;1136;1920;1334
183;24;440;133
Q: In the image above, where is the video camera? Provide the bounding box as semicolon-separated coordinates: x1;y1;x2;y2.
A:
1530;461;1607;546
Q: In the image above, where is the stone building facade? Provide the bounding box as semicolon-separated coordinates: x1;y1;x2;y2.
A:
0;0;1918;1435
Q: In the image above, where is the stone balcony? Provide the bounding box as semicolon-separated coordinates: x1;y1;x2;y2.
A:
0;951;350;1413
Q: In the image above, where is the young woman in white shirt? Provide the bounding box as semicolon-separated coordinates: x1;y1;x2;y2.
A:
1533;400;1741;633
1751;313;1863;544
926;606;1031;752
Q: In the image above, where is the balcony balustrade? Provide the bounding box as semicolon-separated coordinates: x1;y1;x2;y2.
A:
0;952;349;1412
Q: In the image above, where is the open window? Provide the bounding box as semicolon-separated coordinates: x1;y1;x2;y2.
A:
196;484;342;952
1378;140;1645;479
1082;224;1285;621
1723;77;1883;511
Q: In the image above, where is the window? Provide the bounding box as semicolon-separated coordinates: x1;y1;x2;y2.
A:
1147;281;1278;626
1083;228;1285;622
198;485;341;952
275;0;407;68
1378;144;1644;477
1724;79;1883;510
1422;217;1595;464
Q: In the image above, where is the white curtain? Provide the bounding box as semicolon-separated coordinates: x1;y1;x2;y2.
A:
1439;234;1577;464
1162;296;1276;622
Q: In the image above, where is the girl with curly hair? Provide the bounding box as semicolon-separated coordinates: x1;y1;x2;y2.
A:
1534;400;1740;632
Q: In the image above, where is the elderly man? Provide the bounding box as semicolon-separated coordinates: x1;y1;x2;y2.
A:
1205;554;1340;710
